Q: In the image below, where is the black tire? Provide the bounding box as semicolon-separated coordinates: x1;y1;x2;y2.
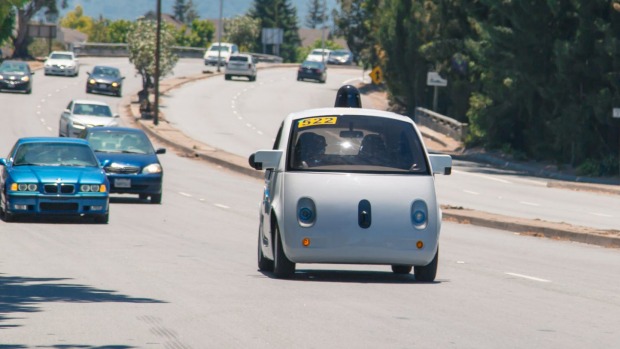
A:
257;227;274;272
116;89;122;97
391;265;412;274
94;213;108;224
414;247;439;282
273;225;295;278
225;74;231;80
86;88;91;94
150;193;162;204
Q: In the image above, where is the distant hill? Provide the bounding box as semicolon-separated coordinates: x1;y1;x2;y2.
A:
60;0;338;28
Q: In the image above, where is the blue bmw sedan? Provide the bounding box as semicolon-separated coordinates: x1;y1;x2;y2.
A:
0;137;110;223
79;127;165;204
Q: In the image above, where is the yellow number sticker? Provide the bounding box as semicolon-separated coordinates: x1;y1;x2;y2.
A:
298;117;338;128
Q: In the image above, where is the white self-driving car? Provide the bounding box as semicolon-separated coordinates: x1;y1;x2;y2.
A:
249;88;452;280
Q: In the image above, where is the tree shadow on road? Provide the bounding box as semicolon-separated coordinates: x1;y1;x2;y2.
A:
0;274;166;330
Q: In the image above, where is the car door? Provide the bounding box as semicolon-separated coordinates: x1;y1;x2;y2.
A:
59;101;73;136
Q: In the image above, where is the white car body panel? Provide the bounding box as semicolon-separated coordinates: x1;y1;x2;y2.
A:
254;107;452;274
44;51;79;76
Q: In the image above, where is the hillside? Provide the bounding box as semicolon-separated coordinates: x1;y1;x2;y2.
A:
60;0;338;27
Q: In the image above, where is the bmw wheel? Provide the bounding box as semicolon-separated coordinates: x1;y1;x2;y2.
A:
273;225;295;278
414;247;438;282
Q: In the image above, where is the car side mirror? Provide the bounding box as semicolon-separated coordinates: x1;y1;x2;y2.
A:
113;114;120;118
87;71;91;76
0;158;7;166
429;154;452;175
121;76;126;80
156;148;166;154
249;150;282;170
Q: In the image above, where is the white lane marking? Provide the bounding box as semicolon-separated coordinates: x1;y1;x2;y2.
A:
178;192;192;197
520;201;540;206
41;99;45;103
40;118;45;123
257;130;263;135
505;272;551;283
48;93;52;97
46;126;53;132
452;169;512;184
246;123;252;128
589;212;613;218
214;203;230;209
237;116;243;120
463;190;479;195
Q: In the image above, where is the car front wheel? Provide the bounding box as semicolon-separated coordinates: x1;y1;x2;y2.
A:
414;247;438;282
150;193;162;204
94;213;109;224
391;265;412;274
258;227;274;272
273;225;295;278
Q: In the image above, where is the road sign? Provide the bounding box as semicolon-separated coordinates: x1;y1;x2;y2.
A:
427;72;447;87
613;108;620;118
369;66;383;85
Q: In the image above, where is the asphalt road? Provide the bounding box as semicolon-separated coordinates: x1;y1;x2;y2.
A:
0;57;619;347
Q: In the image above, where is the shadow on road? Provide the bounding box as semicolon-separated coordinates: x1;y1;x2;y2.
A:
258;269;444;284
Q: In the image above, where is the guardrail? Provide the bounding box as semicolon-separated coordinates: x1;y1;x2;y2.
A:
415;107;469;142
72;42;283;62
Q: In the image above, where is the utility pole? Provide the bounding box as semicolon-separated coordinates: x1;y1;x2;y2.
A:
320;0;326;63
153;0;161;125
216;0;223;72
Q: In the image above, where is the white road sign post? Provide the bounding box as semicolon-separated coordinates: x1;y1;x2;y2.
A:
427;72;447;111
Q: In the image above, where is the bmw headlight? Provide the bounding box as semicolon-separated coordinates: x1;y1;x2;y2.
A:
11;183;38;192
80;184;106;192
143;163;162;174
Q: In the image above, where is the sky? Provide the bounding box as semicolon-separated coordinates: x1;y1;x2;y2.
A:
58;0;339;27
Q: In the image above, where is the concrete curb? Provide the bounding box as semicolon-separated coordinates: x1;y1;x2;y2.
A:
122;66;620;249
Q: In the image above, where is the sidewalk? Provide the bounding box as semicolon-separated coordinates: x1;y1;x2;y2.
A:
122;68;620;249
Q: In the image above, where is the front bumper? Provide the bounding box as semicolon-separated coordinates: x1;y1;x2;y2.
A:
87;81;121;94
45;66;77;76
5;193;109;217
106;173;163;195
0;80;30;92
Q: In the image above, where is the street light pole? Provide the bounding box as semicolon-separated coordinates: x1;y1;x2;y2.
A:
216;0;223;72
153;0;161;125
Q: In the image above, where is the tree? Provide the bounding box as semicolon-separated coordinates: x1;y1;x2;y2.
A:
305;0;326;29
127;19;179;113
173;0;199;25
334;0;381;68
1;1;26;48
249;0;301;62
59;5;93;35
12;0;68;58
224;15;260;52
107;19;132;43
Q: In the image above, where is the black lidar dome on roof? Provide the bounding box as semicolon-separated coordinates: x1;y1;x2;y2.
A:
334;84;362;108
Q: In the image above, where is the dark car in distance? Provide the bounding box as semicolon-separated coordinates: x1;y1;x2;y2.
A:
79;127;165;204
0;60;33;94
86;66;124;97
297;60;327;83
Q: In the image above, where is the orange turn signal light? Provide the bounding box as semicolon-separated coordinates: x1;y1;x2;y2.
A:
416;241;424;249
302;238;311;247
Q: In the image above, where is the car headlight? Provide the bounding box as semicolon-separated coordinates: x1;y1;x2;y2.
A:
0;75;4;79
142;163;162;174
11;183;38;192
88;79;96;84
71;121;86;129
112;82;119;87
411;200;428;229
80;184;106;192
21;76;30;82
297;197;316;227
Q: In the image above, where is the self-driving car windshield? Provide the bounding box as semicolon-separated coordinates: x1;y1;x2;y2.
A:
288;114;429;174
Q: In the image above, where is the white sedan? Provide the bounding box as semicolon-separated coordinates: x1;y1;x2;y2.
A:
59;99;119;137
249;99;452;280
44;51;79;77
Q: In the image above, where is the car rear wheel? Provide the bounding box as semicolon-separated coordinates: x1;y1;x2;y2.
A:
273;225;295;278
391;265;412;274
258;227;274;272
414;247;438;282
150;193;162;204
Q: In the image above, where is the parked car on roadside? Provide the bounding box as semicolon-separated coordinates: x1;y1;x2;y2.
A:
204;42;239;66
297;60;327;83
86;65;124;97
0;137;110;223
79;127;165;204
0;60;33;94
225;53;257;81
59;99;119;138
248;86;452;280
44;51;79;77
